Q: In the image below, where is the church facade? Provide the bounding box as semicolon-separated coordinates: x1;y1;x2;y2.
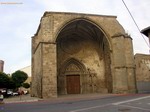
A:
31;12;136;98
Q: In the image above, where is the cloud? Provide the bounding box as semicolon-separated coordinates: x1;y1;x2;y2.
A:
1;0;150;73
0;2;43;73
122;0;150;54
34;0;67;12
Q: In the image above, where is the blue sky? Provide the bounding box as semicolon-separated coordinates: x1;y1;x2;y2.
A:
0;0;150;73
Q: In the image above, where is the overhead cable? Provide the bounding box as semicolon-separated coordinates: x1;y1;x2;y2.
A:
122;0;150;48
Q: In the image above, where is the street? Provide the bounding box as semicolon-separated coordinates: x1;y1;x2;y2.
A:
1;94;150;112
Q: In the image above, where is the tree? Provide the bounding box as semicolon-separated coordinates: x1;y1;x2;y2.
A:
0;72;16;89
22;82;30;89
0;72;10;88
8;78;16;89
11;70;28;88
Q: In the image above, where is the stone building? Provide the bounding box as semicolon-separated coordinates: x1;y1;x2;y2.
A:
19;65;31;77
135;26;150;93
19;65;31;84
31;12;136;98
135;54;150;93
18;66;31;92
0;60;4;72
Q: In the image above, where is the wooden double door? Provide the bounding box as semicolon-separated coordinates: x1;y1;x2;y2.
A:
66;75;80;94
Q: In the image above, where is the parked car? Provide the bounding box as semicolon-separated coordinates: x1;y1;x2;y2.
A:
23;90;28;94
12;92;19;96
0;88;9;97
7;89;13;96
0;89;6;93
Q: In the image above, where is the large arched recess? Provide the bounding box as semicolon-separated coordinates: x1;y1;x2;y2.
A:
56;19;112;95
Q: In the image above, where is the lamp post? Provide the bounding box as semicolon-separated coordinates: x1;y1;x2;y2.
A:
141;26;150;53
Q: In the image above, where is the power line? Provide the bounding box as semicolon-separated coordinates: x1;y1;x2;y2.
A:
122;0;150;48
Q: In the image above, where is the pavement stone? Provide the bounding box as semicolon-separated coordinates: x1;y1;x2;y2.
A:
3;93;117;104
4;94;40;104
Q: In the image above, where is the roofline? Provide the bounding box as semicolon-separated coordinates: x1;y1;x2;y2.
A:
141;26;150;37
135;53;150;56
33;11;117;36
43;11;117;18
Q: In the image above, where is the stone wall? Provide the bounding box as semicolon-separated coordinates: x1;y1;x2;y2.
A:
31;12;136;98
42;43;57;98
57;38;109;94
135;54;150;93
31;43;42;98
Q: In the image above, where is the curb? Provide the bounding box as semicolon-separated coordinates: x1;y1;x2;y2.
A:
3;94;119;104
4;99;39;104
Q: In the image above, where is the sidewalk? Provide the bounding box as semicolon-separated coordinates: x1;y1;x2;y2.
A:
4;94;117;104
4;94;40;104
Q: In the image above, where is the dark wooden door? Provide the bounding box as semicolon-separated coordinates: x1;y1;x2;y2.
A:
66;75;80;94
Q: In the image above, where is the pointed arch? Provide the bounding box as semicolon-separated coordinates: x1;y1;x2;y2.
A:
56;17;113;95
60;58;86;75
55;18;112;51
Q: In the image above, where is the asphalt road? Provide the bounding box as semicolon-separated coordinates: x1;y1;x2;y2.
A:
1;94;150;112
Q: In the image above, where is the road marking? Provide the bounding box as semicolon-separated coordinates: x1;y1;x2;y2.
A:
113;95;150;105
70;95;150;112
70;104;110;112
119;104;150;111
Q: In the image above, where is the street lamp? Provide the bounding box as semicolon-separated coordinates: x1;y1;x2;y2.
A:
141;26;150;53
